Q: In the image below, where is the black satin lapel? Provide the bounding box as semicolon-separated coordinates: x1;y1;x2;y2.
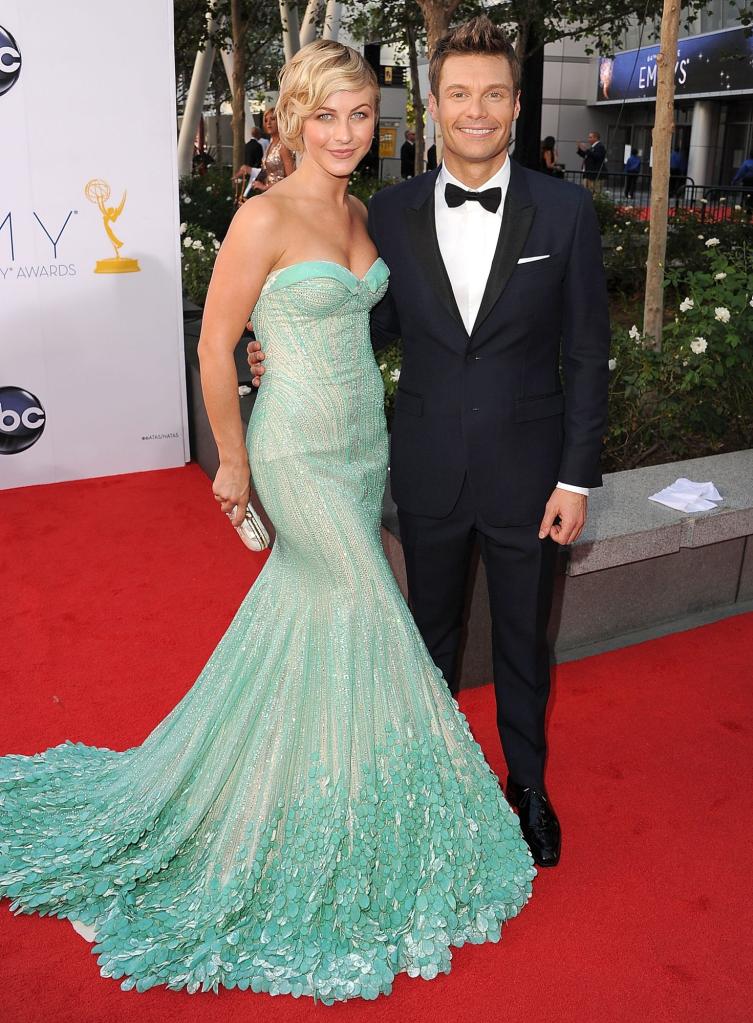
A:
470;191;536;337
406;192;467;339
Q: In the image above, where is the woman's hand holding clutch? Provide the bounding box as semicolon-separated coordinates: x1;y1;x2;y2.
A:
213;460;251;525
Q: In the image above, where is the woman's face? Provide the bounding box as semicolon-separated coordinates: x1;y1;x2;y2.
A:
263;111;277;135
301;87;375;177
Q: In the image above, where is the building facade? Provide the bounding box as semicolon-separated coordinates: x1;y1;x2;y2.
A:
543;2;753;185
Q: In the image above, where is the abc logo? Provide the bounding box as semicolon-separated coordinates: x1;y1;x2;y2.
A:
0;387;46;454
0;25;21;97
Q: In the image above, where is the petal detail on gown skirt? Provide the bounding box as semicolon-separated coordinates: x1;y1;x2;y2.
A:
0;260;535;1003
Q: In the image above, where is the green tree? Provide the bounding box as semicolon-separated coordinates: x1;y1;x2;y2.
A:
174;0;286;171
346;0;753;174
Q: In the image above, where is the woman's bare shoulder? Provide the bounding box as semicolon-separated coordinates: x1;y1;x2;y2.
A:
228;192;284;236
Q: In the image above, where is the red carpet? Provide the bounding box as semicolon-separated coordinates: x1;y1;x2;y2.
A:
1;464;752;1023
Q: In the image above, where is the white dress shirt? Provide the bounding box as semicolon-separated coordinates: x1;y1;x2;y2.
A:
433;158;588;498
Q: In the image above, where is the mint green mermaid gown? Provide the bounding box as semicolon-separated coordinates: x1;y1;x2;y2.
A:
0;258;535;1003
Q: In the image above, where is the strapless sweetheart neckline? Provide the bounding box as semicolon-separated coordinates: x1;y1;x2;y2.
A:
261;257;388;295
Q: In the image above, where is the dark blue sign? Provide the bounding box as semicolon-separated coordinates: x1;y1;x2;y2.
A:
597;26;753;103
0;387;46;454
0;25;21;97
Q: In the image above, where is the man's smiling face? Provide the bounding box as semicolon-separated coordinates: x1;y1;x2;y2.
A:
428;53;520;170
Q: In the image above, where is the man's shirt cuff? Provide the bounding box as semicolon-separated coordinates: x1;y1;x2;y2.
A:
556;481;589;496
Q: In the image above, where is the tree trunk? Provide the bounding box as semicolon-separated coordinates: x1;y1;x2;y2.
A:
416;1;462;163
300;0;324;49
417;0;461;57
406;21;425;175
322;0;341;40
512;19;544;171
230;0;247;175
212;56;223;163
279;0;300;61
177;3;219;177
643;0;681;350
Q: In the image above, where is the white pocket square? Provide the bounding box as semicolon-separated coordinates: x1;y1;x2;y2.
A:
517;254;550;263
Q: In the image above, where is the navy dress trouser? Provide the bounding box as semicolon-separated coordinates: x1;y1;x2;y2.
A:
397;473;558;790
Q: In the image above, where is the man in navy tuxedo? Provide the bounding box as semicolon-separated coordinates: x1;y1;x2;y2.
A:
249;16;610;868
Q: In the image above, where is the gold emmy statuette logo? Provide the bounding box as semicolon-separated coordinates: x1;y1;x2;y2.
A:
84;179;141;273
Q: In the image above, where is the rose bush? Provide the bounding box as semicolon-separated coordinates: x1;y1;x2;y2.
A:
605;242;753;469
180;224;221;307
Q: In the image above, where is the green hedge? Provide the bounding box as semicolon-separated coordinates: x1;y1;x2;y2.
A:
179;176;753;470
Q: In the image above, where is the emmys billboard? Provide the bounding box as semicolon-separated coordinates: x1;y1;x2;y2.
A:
597;26;753;104
0;1;188;490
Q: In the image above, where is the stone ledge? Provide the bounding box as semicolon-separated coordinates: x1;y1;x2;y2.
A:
568;450;753;575
380;450;752;675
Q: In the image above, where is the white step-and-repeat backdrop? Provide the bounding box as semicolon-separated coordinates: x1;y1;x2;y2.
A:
0;0;189;489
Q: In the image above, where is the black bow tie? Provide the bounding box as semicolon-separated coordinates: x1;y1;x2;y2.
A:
444;182;502;214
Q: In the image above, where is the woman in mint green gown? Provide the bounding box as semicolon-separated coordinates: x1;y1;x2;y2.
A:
0;41;535;1003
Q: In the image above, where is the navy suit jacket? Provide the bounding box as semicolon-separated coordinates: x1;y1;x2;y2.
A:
367;159;611;526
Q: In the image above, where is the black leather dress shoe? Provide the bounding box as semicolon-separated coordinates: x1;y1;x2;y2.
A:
505;776;561;867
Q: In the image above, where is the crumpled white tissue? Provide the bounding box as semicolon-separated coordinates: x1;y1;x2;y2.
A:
648;477;723;513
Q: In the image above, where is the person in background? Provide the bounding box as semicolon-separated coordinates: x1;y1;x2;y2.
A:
624;147;641;198
192;147;215;176
426;141;437;171
576;130;607;191
400;129;416;178
253;108;295;192
669;145;686;201
540;136;564;178
732;149;753;214
234;127;264;186
244;128;264;170
732;149;753;186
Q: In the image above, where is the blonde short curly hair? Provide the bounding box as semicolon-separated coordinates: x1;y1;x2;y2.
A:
276;40;380;154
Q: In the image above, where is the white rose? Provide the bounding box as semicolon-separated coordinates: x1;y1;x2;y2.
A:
735;204;742;211
206;186;212;192
238;385;252;396
180;222;187;234
183;237;192;248
390;368;401;382
690;337;708;354
378;363;387;372
615;245;623;252
213;240;220;250
714;306;730;323
700;198;708;204
705;237;720;247
628;324;641;341
192;239;203;250
679;297;694;312
608;357;617;371
698;235;704;240
750;296;753;308
183;195;192;204
714;272;727;280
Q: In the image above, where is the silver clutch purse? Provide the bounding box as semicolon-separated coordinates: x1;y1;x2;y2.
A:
228;501;270;552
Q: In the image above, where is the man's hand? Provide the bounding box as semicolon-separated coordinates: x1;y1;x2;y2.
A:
538;488;587;545
247;338;266;387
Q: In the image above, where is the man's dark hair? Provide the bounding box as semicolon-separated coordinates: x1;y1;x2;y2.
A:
428;16;520;97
